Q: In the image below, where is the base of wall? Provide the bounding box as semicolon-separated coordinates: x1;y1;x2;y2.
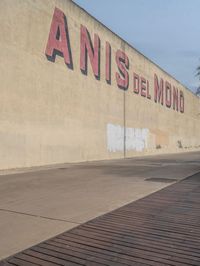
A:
1;148;200;176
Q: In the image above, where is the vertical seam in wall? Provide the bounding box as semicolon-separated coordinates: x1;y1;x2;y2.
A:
124;89;126;158
122;42;126;159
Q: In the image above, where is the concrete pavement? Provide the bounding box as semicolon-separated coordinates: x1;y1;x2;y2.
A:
0;151;200;259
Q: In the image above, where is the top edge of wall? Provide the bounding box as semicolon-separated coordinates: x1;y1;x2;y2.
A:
70;0;199;99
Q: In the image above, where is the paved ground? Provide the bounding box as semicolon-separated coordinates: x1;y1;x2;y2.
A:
0;151;200;260
1;172;200;266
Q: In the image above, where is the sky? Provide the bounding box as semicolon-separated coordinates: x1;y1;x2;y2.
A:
73;0;200;93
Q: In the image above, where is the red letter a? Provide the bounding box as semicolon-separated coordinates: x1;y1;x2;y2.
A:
45;7;73;68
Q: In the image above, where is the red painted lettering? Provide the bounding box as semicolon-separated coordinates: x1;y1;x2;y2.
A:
147;80;151;99
180;91;184;113
115;50;129;90
80;25;100;78
173;87;179;111
141;77;146;97
133;72;139;94
165;81;172;108
105;42;111;84
154;74;164;105
45;7;73;67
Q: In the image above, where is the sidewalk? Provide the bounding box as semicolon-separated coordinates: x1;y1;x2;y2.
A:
0;151;200;260
1;170;200;265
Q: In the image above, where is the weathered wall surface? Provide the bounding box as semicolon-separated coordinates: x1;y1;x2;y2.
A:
0;0;200;170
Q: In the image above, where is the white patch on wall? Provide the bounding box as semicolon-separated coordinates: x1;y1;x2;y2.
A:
107;123;149;152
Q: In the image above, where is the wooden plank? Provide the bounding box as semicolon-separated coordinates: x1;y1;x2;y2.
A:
1;172;200;266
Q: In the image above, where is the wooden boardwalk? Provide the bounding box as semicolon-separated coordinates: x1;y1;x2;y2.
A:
1;173;200;266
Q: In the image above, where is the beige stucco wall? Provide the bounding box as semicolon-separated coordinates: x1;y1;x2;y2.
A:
0;0;200;170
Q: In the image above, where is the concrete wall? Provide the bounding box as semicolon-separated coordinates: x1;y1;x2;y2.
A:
0;0;200;170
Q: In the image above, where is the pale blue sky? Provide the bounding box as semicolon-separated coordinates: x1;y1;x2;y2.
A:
73;0;200;92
